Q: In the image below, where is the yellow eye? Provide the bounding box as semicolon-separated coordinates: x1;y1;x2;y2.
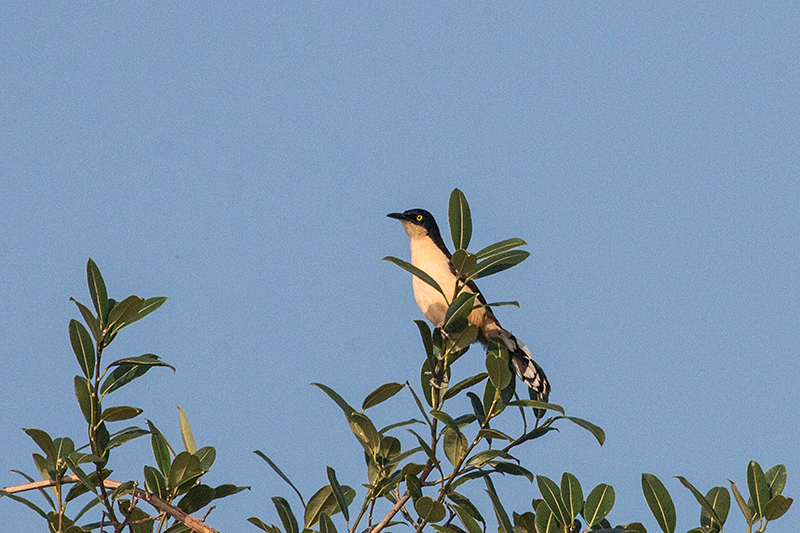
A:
416;214;423;221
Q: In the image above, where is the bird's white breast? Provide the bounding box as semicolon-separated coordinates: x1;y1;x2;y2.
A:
408;234;458;326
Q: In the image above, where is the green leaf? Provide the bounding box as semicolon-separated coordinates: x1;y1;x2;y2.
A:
106;426;149;450
534;502;559;533
319;512;337;533
486;355;513;391
247;517;280;533
380;418;424;434
178;484;215;514
466;392;486;427
452;249;478;279
273;496;299;533
701;487;730;529
414;320;435;363
106;295;145;334
406;429;440;475
312;383;357;417
382;256;445;297
449;323;479;353
485;476;514;533
100;406;143;423
349;412;381;452
442;426;468;467
493;462;534;482
443;373;488;401
148;421;172;478
566;417;605;445
70;298;101;342
448;188;472;250
430;410;460;433
144;465;167;499
362;382;404;410
763;494;793;521
406;473;422;501
506;400;565;415
253;451;306;507
641;473;676;533
86;258;109;324
69;319;95;379
452;504;483;533
746;460;770;518
477;428;513;441
121;296;167;328
74;376;93;424
482;300;521;309
476;238;528;261
470;250;530;280
513;511;536;533
537;475;569;526
729;479;755;525
675;476;721;528
168;451;202;489
765;464;787;497
467;450;517;468
443;292;477;334
561;472;583;522
213;483;250;499
23;428;57;460
415;496;447;523
582;484;615;527
303;484;356;527
447;493;485;524
108;353;176;371
326;466;349;522
100;362;151;397
176;406;196;454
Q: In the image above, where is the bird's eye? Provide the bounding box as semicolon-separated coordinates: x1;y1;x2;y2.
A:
416;214;423;221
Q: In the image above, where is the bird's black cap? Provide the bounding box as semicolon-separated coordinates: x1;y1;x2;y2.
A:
387;209;449;256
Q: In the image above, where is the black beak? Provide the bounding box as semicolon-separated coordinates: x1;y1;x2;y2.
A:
387;212;407;221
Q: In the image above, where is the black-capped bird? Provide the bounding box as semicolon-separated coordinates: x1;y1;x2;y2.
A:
388;209;550;400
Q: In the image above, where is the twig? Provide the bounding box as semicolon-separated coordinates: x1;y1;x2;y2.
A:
2;475;219;533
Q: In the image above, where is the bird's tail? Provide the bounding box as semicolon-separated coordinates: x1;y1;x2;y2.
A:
505;334;550;400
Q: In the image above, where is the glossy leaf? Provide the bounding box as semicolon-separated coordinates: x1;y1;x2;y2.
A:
466;392;486;427
746;460;770;518
701;486;730;529
763;494;793;520
106;295;144;334
414;320;435;363
443;426;468;466
406;473;422;501
253;451;306;507
247;517;280;533
470;250;530;280
175;406;196;454
534;502;559;533
349;412;381;452
273;496;299;533
507;399;565;415
23;428;57;460
452;503;483;533
312;382;356;417
168;451;202;489
476;238;527;261
415;496;446;523
443;292;477;334
362;382;404;410
120;296;167;329
194;446;216;472
467;449;517;468
304;484;356;527
70;298;101;342
582;484;615;527
566;416;606;445
477;428;513;441
144;465;167;499
382;256;445;297
106;426;149;450
449;323;479;354
493;462;534;482
485;476;514;533
100;363;151;397
74;376;93;424
675;476;722;527
69;319;95;379
380;418;424;434
319;512;337;533
448;188;472;250
108;353;175;371
537;475;569;526
430;410;460;433
452;249;477;278
446;492;484;524
178;484;215;514
327;466;349;522
148;421;172;478
765;464;787;497
444;373;488;401
100;406;142;423
641;473;676;533
86;258;109;324
513;511;536;533
729;479;755;525
486;355;512;390
561;472;583;521
213;483;250;499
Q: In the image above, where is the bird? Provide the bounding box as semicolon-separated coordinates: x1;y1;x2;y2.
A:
388;208;550;400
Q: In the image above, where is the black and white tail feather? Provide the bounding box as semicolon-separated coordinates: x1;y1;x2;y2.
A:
504;334;550;400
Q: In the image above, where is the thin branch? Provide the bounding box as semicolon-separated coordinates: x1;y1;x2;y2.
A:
2;475;218;533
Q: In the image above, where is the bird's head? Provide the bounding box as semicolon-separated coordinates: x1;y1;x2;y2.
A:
387;209;449;255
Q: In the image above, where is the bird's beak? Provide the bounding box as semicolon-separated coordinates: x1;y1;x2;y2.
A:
387;212;407;221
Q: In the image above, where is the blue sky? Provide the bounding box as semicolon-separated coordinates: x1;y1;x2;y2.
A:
2;3;798;531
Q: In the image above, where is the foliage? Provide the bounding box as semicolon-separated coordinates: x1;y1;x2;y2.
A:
0;259;247;532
